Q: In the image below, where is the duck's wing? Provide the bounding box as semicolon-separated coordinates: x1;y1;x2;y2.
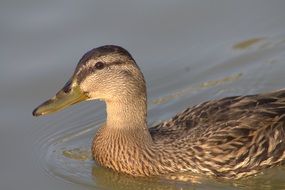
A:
149;90;285;178
150;89;285;144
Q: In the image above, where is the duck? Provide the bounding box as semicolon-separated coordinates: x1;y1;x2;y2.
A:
33;45;285;179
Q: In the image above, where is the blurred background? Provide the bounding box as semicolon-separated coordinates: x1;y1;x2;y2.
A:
1;1;285;190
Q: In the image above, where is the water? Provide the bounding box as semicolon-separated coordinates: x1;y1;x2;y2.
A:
1;1;285;190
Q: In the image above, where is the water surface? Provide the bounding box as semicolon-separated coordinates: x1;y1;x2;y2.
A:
1;1;285;190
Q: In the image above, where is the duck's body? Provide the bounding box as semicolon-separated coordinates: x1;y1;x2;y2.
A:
93;90;285;179
151;91;285;178
33;45;285;179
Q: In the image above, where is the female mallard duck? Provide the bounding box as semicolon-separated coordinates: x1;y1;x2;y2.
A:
33;45;285;179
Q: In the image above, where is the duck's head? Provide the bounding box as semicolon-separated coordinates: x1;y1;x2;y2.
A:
33;45;146;117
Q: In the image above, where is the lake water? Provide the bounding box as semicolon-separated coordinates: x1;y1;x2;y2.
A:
1;1;285;190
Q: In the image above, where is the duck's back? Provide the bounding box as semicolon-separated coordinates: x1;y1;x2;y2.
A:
149;89;285;178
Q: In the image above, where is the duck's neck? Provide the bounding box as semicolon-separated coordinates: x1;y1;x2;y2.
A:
103;93;154;146
105;96;148;132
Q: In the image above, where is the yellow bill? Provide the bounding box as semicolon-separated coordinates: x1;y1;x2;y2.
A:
33;82;88;117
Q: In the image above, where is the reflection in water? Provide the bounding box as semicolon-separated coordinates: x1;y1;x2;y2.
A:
152;72;242;105
233;37;264;50
232;167;285;190
91;163;237;190
62;147;91;161
91;166;197;190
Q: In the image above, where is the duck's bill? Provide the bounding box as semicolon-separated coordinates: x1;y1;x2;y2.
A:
33;84;88;117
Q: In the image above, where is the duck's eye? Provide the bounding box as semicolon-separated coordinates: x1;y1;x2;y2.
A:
95;62;105;70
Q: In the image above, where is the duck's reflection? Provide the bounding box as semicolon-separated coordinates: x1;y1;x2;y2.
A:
91;163;285;190
91;164;200;190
